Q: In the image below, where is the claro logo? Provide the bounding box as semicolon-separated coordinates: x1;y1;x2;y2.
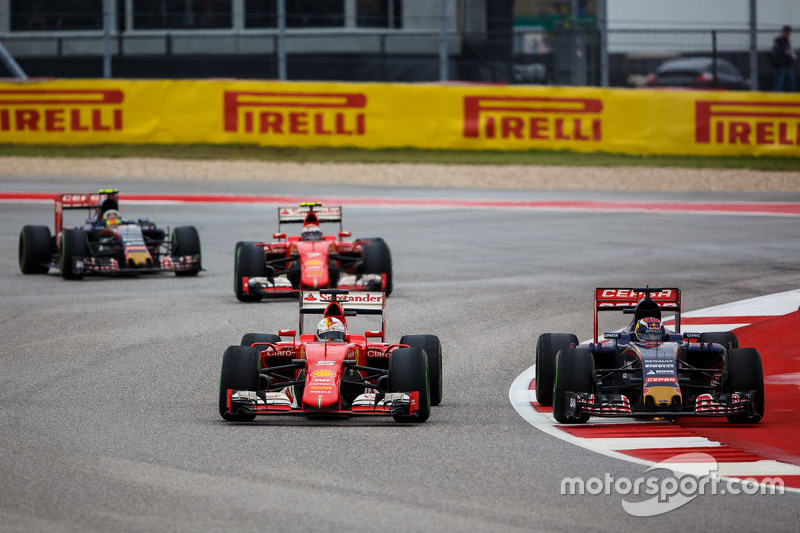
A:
463;96;603;142
0;89;123;132
224;91;366;136
695;100;800;146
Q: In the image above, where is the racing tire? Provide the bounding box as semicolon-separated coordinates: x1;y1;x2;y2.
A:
241;333;282;347
535;333;579;407
234;243;266;302
172;226;202;277
59;229;88;280
360;237;393;297
699;331;739;351
388;347;430;423
234;240;255;256
19;225;52;274
399;334;443;406
286;260;300;290
725;347;765;423
552;347;594;424
218;345;260;422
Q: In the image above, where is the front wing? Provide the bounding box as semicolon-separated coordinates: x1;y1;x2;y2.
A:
223;389;421;418
65;254;200;275
562;391;760;419
242;273;386;297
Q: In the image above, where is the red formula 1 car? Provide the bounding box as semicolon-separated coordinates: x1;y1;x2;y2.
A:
535;287;764;424
219;289;442;423
234;203;392;302
18;189;201;279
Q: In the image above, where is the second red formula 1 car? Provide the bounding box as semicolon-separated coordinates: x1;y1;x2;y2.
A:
219;289;442;423
535;287;764;424
234;203;392;302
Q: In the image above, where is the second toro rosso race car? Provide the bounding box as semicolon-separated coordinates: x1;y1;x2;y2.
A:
234;203;392;301
535;287;764;424
18;189;201;279
219;289;442;423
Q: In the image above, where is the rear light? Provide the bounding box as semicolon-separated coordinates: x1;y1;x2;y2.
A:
645;73;656;84
695;72;713;83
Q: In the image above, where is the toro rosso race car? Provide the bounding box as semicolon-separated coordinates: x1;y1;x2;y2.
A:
535;287;764;424
234;203;392;301
18;189;201;279
219;289;442;423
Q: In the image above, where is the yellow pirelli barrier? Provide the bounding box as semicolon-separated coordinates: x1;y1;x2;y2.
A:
1;78;799;157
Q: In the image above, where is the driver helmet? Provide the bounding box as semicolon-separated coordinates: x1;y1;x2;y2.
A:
634;317;665;342
301;223;323;241
316;317;346;341
102;209;122;227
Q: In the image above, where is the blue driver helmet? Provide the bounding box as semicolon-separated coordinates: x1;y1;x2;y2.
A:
634;317;665;342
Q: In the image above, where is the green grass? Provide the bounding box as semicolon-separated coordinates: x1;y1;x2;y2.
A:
1;143;799;171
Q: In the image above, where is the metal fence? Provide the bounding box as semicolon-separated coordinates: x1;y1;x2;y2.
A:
0;0;794;91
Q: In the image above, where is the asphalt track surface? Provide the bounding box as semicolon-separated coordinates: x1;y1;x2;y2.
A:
2;175;800;532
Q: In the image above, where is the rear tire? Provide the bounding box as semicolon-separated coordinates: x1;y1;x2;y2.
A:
725;347;764;423
552;347;594;424
172;226;202;277
59;229;88;280
700;331;739;350
234;243;266;302
361;237;393;296
218;345;260;421
535;333;578;407
389;347;430;423
19;225;52;274
399;335;442;406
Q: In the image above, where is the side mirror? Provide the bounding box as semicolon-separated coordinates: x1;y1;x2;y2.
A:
338;231;352;239
365;330;384;339
278;329;296;337
273;232;286;240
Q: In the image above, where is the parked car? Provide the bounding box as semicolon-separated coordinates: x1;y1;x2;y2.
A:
645;57;750;90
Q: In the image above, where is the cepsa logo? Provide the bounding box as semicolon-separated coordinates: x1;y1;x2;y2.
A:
0;89;123;133
224;91;366;137
463;96;603;143
696;100;800;147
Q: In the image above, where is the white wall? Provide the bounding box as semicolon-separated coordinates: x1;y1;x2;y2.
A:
608;0;800;30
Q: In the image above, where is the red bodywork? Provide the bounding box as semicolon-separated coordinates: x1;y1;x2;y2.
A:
223;291;419;418
238;204;389;299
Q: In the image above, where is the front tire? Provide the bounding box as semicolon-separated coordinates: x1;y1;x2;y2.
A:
218;345;260;422
59;229;88;280
361;237;393;296
234;243;266;302
19;225;52;274
535;333;578;407
725;347;764;423
399;334;442;406
172;226;202;277
552;347;594;424
241;333;282;347
389;347;430;423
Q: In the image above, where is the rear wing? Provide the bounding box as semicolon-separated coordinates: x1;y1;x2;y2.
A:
299;290;386;339
278;204;342;226
54;189;119;234
594;287;681;339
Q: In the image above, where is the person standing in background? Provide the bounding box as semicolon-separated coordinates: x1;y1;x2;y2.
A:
772;25;797;91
